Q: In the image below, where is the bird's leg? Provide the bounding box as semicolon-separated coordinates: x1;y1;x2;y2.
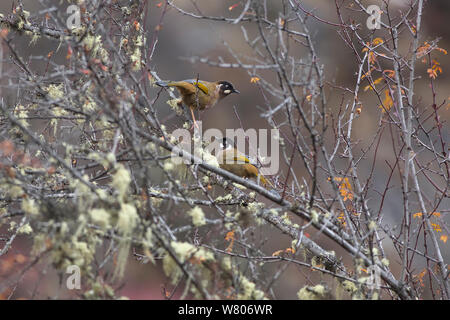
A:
190;106;199;130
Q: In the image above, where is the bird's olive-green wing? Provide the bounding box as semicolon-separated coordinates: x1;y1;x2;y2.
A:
182;79;210;95
233;154;251;164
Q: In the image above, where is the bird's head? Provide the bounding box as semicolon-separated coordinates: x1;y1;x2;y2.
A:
218;81;240;97
213;136;235;152
220;137;235;150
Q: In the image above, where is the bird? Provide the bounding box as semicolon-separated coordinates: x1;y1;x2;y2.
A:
216;137;272;188
156;79;239;127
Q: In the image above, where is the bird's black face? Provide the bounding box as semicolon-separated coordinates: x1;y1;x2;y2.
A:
220;137;234;150
218;81;240;96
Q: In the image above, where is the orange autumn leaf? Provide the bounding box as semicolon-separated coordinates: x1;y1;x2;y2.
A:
362;38;384;66
373;77;384;85
427;68;437;79
417;42;432;58
272;250;284;257
66;46;73;60
413;212;423;218
250;77;260;83
427;59;442;79
417;42;447;59
418;269;427;279
189;255;207;264
337;211;346;226
372;37;384;46
362;38;384;53
285;247;296;254
340;188;353;201
436;47;448;55
334;177;353;201
225;230;235;253
361;66;376;80
364;77;384;91
414;269;427;287
383;69;396;78
440;235;448;243
225;230;235;241
229;3;240;11
431;223;442;233
379;89;393;113
368;51;377;65
273;247;296;257
431;212;441;217
133;21;140;31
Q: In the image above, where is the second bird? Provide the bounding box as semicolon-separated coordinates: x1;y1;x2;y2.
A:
216;137;272;188
156;79;239;125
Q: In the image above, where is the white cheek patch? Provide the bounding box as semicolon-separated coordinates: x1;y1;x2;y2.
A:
221;141;233;150
223;89;231;94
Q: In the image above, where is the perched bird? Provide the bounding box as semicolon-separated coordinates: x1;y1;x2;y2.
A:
156;79;239;126
216;137;272;187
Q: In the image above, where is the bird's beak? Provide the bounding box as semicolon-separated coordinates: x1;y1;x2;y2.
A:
233;89;240;94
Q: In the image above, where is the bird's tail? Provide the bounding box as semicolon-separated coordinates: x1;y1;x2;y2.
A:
258;174;273;188
155;80;171;87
